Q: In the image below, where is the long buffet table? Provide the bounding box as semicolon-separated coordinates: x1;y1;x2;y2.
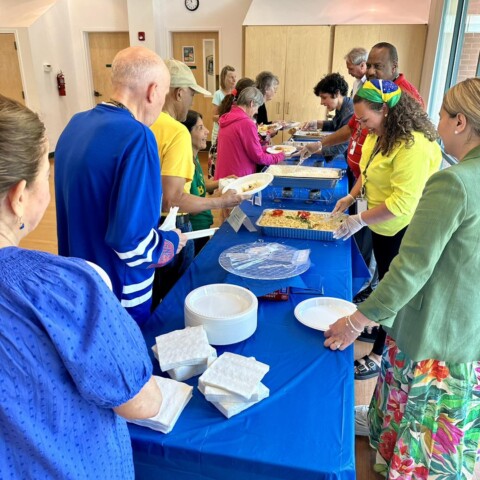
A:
129;155;369;480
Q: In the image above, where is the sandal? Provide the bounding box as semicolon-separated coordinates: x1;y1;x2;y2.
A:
354;355;380;380
357;326;378;343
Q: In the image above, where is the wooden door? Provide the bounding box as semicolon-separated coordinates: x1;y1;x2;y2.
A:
284;26;332;126
244;26;288;124
0;33;24;105
331;25;428;95
172;31;219;138
88;32;130;105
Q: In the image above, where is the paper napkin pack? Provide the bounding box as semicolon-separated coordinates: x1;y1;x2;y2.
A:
210;382;270;419
152;343;217;382
199;352;269;400
199;380;268;403
128;375;192;434
155;325;213;371
198;352;270;418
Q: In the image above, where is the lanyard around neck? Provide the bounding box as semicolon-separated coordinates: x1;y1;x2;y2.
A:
361;139;381;197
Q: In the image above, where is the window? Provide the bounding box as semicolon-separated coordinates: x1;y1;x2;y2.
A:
428;0;479;165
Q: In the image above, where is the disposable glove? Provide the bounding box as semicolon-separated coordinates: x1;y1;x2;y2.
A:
299;141;322;161
300;120;318;130
333;213;367;240
331;194;356;215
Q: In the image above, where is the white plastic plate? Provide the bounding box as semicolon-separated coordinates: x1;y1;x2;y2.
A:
294;297;357;331
266;145;297;155
222;173;273;196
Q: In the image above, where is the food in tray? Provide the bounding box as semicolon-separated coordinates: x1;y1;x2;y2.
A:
291;129;333;138
297;130;323;137
265;164;342;178
258;209;345;231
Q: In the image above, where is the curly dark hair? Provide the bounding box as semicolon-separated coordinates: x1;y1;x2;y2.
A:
353;92;439;156
181;110;202;133
218;77;255;117
314;73;349;97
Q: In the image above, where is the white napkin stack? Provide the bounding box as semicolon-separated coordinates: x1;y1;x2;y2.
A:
128;375;192;433
154;326;216;381
198;352;270;418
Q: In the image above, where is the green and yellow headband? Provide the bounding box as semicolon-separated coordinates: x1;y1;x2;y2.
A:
356;79;401;108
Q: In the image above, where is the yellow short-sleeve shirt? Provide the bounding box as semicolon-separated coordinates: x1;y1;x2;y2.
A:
360;131;442;236
150;112;194;194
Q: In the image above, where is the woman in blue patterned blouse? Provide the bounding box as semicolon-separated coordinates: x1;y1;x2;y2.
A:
0;95;162;479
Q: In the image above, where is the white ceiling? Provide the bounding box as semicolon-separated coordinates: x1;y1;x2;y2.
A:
244;0;432;25
0;0;57;28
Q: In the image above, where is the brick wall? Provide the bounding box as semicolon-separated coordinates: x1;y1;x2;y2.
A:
457;0;480;82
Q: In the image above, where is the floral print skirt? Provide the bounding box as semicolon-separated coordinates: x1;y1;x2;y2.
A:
368;335;480;479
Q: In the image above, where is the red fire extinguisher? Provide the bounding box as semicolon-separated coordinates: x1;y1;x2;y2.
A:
57;71;66;96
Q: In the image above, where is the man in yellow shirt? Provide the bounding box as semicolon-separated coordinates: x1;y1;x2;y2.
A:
150;59;243;304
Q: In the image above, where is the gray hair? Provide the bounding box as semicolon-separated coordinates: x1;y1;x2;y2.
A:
111;46;165;90
344;47;368;65
0;95;47;196
255;71;279;95
237;87;264;108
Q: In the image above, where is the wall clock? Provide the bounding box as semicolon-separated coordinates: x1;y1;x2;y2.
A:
185;0;199;11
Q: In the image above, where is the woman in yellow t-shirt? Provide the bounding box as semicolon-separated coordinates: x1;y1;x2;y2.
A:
332;79;442;379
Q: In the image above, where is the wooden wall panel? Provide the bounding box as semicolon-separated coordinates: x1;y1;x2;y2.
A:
244;26;332;142
331;24;428;95
283;26;331;125
244;26;288;123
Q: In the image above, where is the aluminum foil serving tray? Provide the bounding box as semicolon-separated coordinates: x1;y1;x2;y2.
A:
256;208;345;241
265;164;344;189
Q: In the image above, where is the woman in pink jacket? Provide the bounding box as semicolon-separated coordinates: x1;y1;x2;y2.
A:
214;86;285;179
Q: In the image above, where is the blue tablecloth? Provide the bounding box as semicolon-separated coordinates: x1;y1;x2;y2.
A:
129;155;369;480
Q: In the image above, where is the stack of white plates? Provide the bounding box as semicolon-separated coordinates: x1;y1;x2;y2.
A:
184;284;258;345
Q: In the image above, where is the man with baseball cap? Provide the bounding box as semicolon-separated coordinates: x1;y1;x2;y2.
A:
150;59;243;304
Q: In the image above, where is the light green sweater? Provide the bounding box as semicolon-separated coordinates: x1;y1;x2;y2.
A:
358;145;480;363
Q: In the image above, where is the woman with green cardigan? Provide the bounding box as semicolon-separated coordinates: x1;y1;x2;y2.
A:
326;78;480;478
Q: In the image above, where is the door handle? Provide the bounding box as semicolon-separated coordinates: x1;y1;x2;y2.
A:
285;102;289;115
94;90;103;97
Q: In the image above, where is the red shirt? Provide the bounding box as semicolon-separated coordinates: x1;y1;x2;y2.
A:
346;116;367;179
394;73;425;110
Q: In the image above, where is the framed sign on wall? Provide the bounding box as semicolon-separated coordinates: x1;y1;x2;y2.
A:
182;46;195;64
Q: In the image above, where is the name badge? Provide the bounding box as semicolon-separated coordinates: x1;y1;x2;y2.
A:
357;198;368;213
349;140;357;155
